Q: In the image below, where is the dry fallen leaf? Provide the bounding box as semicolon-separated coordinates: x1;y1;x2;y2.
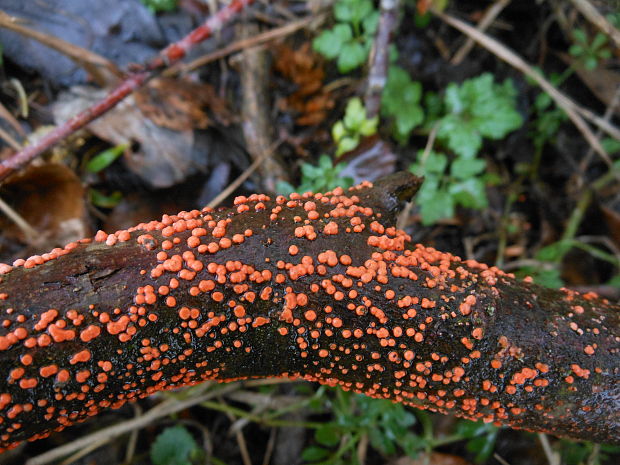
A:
134;77;234;131
0;163;88;247
54;85;200;188
273;42;334;126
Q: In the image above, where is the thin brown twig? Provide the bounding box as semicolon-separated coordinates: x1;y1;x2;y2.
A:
0;101;25;137
569;0;620;49
493;453;512;465
0;0;255;184
538;433;560;465
0;125;22;151
219;397;253;465
207;139;283;209
0;195;38;242
57;437;111;465
365;0;401;118
167;14;319;76
261;427;277;465
578;84;620;179
123;403;142;465
450;0;512;65
25;383;241;465
435;9;615;167
8;78;28;118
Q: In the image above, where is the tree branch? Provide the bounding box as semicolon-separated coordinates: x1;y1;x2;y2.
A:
0;172;617;453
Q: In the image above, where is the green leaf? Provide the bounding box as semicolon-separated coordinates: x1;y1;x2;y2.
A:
315;425;340;447
302;446;330;462
318;154;333;170
343;97;366;130
89;189;122;209
86;144;127;173
420;188;454;225
444;81;464;114
337;41;367;73
362;10;380;36
535;241;572;263
359;116;378;136
382;67;422;115
569;44;584;57
336;135;359;156
334;0;374;24
416;178;454;225
150;426;199;465
573;28;587;45
601;137;620;155
439;73;523;152
313;24;351;60
591;32;608;50
449;177;488;210
369;427;396;455
423;150;448;174
140;0;178;13
584;56;597;70
437;115;481;159
295;155;353;194
381;66;424;142
521;266;564;289
399;432;426;457
450;158;486;179
466;429;498;463
424;91;443;122
534;92;552;111
394;107;423;142
415;174;440;204
301;161;322;179
332;121;346;143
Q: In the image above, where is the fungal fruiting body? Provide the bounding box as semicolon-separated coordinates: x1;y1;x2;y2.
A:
0;172;617;451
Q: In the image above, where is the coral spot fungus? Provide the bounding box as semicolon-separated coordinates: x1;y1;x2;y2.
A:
0;172;617;452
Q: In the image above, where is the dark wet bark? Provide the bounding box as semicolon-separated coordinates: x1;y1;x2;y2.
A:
0;172;617;451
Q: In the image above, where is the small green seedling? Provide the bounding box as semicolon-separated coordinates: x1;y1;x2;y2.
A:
332;97;378;156
89;189;123;209
437;73;523;159
150;425;202;465
302;390;422;465
313;0;379;73
410;151;489;225
85;144;127;174
569;28;612;71
381;66;424;144
277;154;353;196
140;0;178;13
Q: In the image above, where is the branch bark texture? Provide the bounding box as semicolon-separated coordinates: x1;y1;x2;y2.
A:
0;172;617;452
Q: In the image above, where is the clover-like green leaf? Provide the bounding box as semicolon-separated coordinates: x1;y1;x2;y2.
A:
313;24;352;60
382;66;424;143
334;0;374;24
449;177;488;209
150;426;200;465
437;114;482;159
337;41;367;73
86;144;127;173
450;158;486;179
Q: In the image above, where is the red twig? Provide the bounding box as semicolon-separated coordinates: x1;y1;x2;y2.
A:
0;0;255;182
